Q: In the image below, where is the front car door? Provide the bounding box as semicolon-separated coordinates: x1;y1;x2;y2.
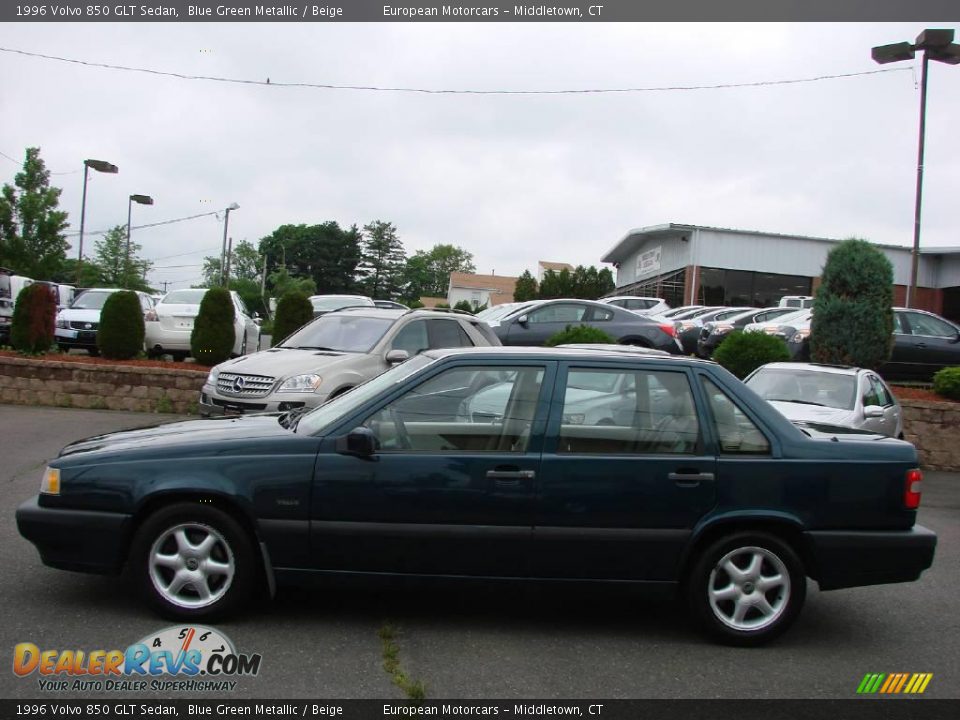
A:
531;361;717;581
901;311;960;378
309;359;556;577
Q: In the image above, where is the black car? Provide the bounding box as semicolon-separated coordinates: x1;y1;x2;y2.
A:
488;299;683;353
697;307;800;358
882;308;960;381
17;347;935;646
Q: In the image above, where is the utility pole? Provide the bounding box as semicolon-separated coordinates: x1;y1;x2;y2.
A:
224;237;233;285
260;254;269;318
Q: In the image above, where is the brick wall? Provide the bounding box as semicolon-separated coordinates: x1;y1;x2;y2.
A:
0;356;206;414
901;399;960;472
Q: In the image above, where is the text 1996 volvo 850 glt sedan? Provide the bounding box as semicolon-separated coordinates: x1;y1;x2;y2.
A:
16;348;936;645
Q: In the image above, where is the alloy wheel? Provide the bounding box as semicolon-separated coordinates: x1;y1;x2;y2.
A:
148;523;235;609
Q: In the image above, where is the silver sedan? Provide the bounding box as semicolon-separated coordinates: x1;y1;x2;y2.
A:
744;362;903;438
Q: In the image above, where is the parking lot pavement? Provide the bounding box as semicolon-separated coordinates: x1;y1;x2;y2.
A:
2;404;958;700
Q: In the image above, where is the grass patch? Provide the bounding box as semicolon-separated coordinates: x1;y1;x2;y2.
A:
378;622;426;701
155;395;174;413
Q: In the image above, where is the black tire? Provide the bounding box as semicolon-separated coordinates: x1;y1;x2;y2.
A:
129;502;258;621
686;531;806;646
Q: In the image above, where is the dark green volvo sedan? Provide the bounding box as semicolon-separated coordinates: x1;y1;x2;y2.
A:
17;348;936;645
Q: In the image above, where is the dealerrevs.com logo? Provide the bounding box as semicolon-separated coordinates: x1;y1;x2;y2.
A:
13;625;262;692
857;673;934;695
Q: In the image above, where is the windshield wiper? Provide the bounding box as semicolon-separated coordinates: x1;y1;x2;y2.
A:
279;406;311;430
769;398;828;407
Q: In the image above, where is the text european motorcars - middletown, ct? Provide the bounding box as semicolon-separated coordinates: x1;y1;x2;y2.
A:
16;348;936;645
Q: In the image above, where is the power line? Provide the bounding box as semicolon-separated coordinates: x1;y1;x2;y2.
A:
1;148;81;175
0;46;912;95
66;210;221;237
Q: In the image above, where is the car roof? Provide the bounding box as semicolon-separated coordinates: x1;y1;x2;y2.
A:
423;346;714;365
754;362;862;376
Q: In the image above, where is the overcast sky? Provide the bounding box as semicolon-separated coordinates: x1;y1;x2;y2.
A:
1;21;958;290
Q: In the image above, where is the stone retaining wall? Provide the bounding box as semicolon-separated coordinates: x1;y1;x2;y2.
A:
0;356;206;414
901;399;960;472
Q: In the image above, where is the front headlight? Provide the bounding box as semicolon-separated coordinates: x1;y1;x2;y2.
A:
278;374;323;393
40;467;60;495
206;368;220;386
56;317;70;329
790;329;811;342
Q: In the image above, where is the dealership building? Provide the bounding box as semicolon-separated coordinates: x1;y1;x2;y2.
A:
601;223;960;322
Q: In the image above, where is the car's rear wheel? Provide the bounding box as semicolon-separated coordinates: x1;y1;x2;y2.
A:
130;503;257;620
686;531;806;646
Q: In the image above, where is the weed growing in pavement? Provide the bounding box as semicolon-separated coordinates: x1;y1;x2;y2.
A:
378;622;427;701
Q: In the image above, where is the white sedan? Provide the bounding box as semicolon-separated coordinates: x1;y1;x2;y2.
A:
145;288;260;361
744;362;903;438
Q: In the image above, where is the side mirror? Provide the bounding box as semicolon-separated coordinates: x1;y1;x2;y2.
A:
335;427;380;458
951;330;960;344
516;314;529;325
863;405;885;419
385;349;409;365
253;311;260;319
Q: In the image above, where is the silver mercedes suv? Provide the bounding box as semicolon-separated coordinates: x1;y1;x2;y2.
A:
199;307;501;416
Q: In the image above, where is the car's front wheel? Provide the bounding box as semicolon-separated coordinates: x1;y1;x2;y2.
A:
686;531;806;646
130;503;257;620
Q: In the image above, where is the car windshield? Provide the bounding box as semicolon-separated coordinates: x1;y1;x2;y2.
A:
764;308;809;326
295;354;436;436
311;296;371;311
279;314;395;352
163;289;207;305
747;368;856;411
70;291;115;310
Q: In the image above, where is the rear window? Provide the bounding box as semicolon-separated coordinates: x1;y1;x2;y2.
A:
162;289;207;305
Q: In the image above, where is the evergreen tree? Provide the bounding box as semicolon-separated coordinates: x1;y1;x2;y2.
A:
357;220;406;299
0;147;70;279
94;226;152;290
513;270;538;302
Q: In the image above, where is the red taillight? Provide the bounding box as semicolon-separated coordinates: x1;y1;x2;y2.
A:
144;309;158;322
904;468;923;509
659;323;676;337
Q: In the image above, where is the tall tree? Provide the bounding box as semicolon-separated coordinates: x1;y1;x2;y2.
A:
357;220;407;300
202;239;262;286
403;244;476;299
0;147;70;279
597;267;616;297
513;270;538;302
258;222;361;294
93;225;152;291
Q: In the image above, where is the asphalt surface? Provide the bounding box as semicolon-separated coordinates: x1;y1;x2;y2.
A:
1;405;958;701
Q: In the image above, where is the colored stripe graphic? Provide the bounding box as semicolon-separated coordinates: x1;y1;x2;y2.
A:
857;673;932;694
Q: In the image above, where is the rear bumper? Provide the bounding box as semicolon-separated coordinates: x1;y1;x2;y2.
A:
805;525;937;590
144;325;192;352
16;496;130;575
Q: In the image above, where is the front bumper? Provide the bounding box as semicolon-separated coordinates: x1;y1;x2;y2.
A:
198;383;324;417
16;496;131;575
54;327;98;348
805;525;937;591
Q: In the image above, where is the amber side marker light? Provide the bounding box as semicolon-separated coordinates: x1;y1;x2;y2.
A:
904;468;923;509
40;467;60;495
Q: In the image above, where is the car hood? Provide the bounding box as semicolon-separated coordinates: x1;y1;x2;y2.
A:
767;401;854;427
213;346;364;379
58;308;102;323
57;414;293;460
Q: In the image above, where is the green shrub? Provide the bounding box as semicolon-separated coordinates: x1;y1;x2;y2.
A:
545;324;617;347
97;291;145;360
810;238;894;369
11;284;57;353
932;367;960;401
712;330;791;379
272;291;313;345
453;300;475;313
190;288;235;365
407;300;424;309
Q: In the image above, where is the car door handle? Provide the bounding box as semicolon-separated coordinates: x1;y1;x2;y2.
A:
915;342;927;348
668;471;715;487
486;469;536;482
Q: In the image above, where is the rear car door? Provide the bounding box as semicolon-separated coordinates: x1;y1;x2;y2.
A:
531;361;717;581
310;360;556;577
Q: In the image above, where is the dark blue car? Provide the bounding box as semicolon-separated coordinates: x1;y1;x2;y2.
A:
17;348;935;645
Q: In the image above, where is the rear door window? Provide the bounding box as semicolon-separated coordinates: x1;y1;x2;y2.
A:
701;378;770;454
428;319;474;349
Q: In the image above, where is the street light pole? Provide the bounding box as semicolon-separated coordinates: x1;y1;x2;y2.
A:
872;28;960;309
219;203;240;286
77;159;118;285
125;194;154;288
